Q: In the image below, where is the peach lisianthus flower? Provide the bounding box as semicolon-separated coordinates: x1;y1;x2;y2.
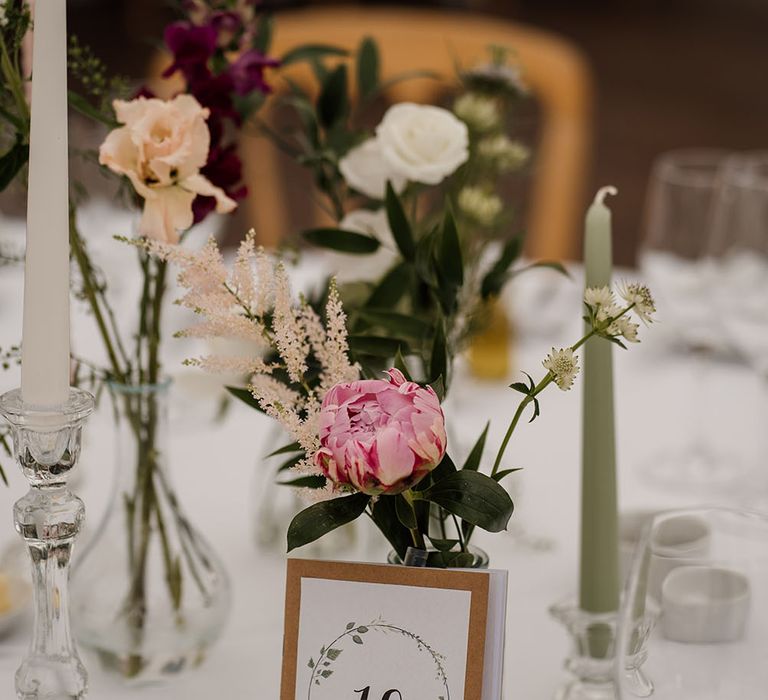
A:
99;94;237;243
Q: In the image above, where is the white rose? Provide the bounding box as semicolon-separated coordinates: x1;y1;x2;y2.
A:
325;209;398;283
376;103;469;185
338;138;407;199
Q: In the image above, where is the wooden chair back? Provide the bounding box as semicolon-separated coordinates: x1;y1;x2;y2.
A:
242;6;593;260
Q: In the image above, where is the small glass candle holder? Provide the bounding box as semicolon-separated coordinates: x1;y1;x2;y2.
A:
550;597;654;700
0;387;94;700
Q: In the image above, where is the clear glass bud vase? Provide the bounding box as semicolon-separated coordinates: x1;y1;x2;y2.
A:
71;379;231;682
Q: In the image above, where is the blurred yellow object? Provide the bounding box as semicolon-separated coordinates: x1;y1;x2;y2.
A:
0;573;11;614
244;6;593;260
467;299;513;380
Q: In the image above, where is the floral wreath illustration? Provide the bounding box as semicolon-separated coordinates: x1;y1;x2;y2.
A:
307;616;451;700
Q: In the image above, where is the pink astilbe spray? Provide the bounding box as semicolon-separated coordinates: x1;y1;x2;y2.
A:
148;230;360;497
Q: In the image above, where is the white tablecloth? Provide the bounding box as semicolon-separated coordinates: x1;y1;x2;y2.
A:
0;217;765;697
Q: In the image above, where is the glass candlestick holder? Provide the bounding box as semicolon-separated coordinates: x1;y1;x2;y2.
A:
550;597;654;700
0;387;95;700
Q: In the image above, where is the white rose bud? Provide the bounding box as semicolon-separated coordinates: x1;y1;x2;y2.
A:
376;103;469;186
338;138;407;200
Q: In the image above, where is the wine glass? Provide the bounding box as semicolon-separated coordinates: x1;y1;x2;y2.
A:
708;152;768;375
616;507;768;699
638;149;742;488
706;152;768;500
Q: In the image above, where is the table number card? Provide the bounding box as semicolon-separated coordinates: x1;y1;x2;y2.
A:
281;560;508;700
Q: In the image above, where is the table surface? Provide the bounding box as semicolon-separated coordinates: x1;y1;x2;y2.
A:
0;209;765;698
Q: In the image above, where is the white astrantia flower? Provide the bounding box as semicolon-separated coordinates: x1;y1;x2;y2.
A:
477;135;529;172
458;186;503;226
618;281;656;324
542;347;580;391
584;285;615;310
338;138;407;200
596;303;622;323
376;103;469;185
610;316;640;343
453;93;500;133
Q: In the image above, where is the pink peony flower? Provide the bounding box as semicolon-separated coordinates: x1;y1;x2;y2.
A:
99;94;237;243
314;369;447;496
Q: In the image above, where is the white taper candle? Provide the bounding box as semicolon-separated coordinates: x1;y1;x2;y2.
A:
21;0;71;406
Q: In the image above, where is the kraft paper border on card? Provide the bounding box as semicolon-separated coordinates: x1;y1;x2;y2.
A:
280;558;490;700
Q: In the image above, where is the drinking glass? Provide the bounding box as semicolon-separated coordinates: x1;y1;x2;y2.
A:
708;152;768;375
616;507;768;699
706;152;768;500
638;149;740;487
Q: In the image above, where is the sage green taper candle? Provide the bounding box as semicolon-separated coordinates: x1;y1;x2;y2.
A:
579;186;620;615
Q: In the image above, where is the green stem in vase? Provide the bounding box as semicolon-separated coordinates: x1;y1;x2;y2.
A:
69;208;128;382
402;489;426;550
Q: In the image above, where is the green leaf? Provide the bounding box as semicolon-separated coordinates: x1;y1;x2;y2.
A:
226;386;263;412
426;536;460;552
346;622;355;630
429;452;457;484
357;309;431;339
356;37;379;99
530;397;541;423
422;470;514;532
481;233;525;299
394;494;418;529
253;14;274;53
429;375;446;403
413;228;437;288
0;136;29;192
321;669;333;678
0;103;25;132
280;43;349;67
348;335;410;358
365;262;411;308
356;626;369;633
509;382;530;395
385;182;416;260
370;496;412;559
439;207;464;289
429;320;447;385
277;455;303;473
462;422;489;472
393;347;413;381
352;635;363;645
303;228;380;254
308;657;315;669
266;441;302;458
287;492;370;551
492;468;522;482
511;260;570;279
326;648;343;661
279;475;327;489
317;64;349;129
67;90;118;128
